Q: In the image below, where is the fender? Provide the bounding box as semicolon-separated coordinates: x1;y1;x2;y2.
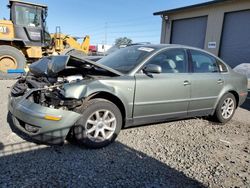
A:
61;79;134;119
213;83;239;114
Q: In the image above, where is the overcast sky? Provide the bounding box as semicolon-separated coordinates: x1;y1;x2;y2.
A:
0;0;211;45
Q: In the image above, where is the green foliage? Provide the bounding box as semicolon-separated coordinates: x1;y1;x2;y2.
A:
115;37;133;46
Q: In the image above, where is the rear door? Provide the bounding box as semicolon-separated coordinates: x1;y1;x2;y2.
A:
188;49;224;116
133;48;191;121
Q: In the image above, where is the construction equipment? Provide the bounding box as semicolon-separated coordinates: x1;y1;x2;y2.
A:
0;0;90;79
50;26;90;55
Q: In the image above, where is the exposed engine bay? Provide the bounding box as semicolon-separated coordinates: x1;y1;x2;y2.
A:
11;54;120;110
11;74;84;110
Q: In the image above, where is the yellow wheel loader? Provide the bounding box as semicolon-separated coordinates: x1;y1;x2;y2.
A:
0;0;90;79
50;26;90;56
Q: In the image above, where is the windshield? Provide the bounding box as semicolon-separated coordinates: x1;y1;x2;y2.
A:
15;5;42;27
97;46;156;74
105;45;119;55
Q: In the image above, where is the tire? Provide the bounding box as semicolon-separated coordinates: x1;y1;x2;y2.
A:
0;45;26;79
73;99;122;148
213;93;236;123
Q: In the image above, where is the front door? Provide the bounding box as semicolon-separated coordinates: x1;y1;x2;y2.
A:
133;48;191;123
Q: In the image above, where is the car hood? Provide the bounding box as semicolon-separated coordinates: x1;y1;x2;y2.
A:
29;53;123;77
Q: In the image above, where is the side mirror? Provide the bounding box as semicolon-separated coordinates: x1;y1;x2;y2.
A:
143;64;162;74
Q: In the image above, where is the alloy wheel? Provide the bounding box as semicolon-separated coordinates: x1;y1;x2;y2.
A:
85;109;116;141
221;97;235;119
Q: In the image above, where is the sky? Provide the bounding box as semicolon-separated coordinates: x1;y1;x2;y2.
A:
0;0;212;45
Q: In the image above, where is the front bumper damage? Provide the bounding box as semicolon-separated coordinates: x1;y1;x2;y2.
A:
8;89;82;144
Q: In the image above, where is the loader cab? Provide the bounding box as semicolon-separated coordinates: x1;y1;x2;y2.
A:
9;0;51;47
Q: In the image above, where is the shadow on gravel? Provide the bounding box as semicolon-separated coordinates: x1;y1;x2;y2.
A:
0;143;205;188
1;115;205;187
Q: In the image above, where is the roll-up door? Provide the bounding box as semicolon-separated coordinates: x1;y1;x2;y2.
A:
171;16;207;49
220;10;250;68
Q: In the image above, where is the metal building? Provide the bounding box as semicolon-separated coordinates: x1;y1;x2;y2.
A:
154;0;250;68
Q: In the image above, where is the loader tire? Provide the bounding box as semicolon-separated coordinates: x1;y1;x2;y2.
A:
0;45;26;80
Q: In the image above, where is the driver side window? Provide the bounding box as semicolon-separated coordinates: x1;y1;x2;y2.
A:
146;49;187;73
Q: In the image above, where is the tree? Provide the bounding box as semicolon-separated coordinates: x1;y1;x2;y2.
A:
115;37;133;46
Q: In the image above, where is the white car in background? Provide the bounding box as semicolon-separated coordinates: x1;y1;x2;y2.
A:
233;63;250;80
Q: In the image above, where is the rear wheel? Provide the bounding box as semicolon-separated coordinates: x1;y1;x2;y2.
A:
214;93;236;123
0;45;26;79
74;99;122;148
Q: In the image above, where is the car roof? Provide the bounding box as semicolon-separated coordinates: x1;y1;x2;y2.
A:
132;43;202;50
133;44;222;59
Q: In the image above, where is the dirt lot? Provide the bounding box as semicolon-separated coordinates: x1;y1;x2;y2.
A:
0;80;249;188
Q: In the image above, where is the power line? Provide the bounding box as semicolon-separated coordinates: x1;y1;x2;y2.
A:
107;28;160;34
106;16;157;24
90;38;161;45
91;32;160;38
85;25;159;34
84;18;160;31
83;16;158;30
91;35;160;44
106;22;160;29
88;29;160;37
72;17;162;44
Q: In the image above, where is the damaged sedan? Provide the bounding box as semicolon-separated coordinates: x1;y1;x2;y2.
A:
8;45;248;148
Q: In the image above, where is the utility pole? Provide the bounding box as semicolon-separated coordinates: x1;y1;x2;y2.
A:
104;22;108;45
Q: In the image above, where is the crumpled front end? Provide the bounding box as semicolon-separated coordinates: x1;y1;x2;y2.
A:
7;54;120;144
8;87;82;144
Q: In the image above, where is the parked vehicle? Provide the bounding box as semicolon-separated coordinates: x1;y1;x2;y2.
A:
8;44;248;148
233;63;250;80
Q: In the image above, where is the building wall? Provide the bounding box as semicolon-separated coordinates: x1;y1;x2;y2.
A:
160;0;250;56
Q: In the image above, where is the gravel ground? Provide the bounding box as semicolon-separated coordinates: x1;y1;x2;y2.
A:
0;80;249;188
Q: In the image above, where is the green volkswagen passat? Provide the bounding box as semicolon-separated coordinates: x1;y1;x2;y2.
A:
8;44;248;148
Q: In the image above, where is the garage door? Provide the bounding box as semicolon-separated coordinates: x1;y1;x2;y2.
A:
220;10;250;68
171;16;207;49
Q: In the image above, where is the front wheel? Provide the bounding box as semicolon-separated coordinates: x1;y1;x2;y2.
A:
0;45;26;79
74;99;122;148
214;93;236;123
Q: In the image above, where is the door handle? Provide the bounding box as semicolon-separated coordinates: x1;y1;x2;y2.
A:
217;79;224;84
183;80;191;86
